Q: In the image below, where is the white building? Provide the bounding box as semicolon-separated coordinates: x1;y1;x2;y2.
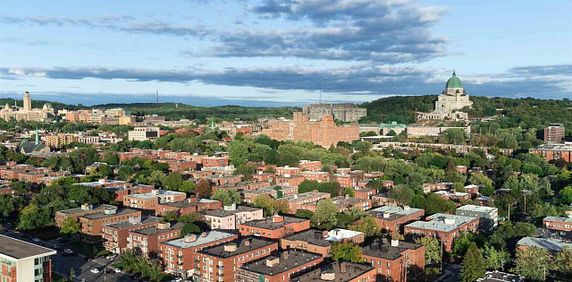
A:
0;234;57;282
127;127;161;141
417;72;473;121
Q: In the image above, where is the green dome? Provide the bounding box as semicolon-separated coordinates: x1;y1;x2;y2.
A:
445;71;463;89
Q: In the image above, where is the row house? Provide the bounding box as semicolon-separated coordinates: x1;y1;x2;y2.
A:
102;216;162;254
275;175;305;187
422;182;453;194
122;189;187;212
195;237;279;282
236;250;324;282
300;171;330;182
207;175;242;186
154;198;222;217
280;228;365;257
404;213;479;252
361;239;425;282
372;193;399;207
203;205;264;230
127;222;183;257
157;159;197;172
239;215;311;239
160;231;238;279
299;160;322;171
78;207;141;236
201;156;229;168
283;191;331;213
354;188;376;200
456;205;499;232
252;172;275;183
434;191;471;202
275;166;301;177
368;206;425;233
303;196;371;213
291;261;376;282
242;186;298;204
55;204;117;227
543;216;572;236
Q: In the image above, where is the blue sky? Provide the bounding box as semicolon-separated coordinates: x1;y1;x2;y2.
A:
0;0;571;106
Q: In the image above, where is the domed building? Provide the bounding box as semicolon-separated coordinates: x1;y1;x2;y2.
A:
417;72;473;121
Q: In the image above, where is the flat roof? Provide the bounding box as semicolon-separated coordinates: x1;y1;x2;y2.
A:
81;208;139;220
240;250;322;276
203;206;261;218
291;261;375;282
163;231;235;249
283;229;331;247
77;179;127;187
368;206;423;220
476;271;523;282
105;216;161;229
57;204;117;215
517;237;572;252
0;235;56;260
544;216;572;223
405;213;476;232
131;222;184;235
326;229;363;242
199;237;277;258
361;240;421;260
456;205;497;213
241;216;308;230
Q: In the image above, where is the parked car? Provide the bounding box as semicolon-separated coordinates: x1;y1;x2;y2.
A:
90;268;100;274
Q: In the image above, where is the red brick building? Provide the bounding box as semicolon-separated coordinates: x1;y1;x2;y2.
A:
78;207;142;236
239;215;311;239
160;231;238;279
291;261;376;282
530;144;572;163
361;239;425;282
368;206;425;233
102;217;162;254
299;160;322;171
202;156;229;168
261;113;360;148
236;250;324;282
543;216;572;234
195;237;279;282
127;222;183;256
404;213;479;252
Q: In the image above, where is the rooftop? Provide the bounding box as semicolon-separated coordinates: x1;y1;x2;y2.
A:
405;213;476;232
131;222;184;235
81;208;139;220
283;229;331;247
105;216;161;229
57;204;117;215
361;240;421;260
291;261;375;282
128;190;185;199
476;271;524;282
368;206;423;220
241;216;308;230
325;229;364;242
456;205;498;213
240;250;322;276
199;237;277;258
544;216;572;223
203;205;260;218
0;235;56;260
517;237;572;252
163;231;235;249
77;179;128;187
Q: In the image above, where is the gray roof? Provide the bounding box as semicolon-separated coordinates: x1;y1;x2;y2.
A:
476;271;523;282
202;205;260;218
405;213;476;232
105;217;161;229
81;208;139;220
368;206;423;220
163;231;235;249
199;237;277;258
361;240;421;260
291;261;374;282
240;250;322;276
242;216;308;230
544;216;572;223
283;229;331;247
517;237;572;252
456;205;497;214
0;235;56;260
131;222;184;235
57;204;117;215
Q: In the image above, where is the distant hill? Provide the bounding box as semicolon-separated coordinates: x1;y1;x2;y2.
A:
360;95;572;134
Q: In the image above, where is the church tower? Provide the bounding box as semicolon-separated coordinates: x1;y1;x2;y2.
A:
23;91;32;111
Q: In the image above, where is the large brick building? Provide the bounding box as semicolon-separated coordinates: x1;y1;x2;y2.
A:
195;237;279;282
236;250;324;282
102;216;162;254
368;206;425;233
280;228;364;257
127;222;183;256
283;191;331;213
203;205;264;230
530;143;572;163
239;215;311;239
544;123;565;143
122;189;187;212
261;112;360;147
78;207;142;236
404;213;479;252
302;103;367;122
160;231;238;279
291;261;376;282
361;239;425;282
543;216;572;236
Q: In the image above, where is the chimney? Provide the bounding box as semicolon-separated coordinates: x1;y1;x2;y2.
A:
322;230;329;239
320;270;336;281
340;262;347;273
272;215;284;223
383;212;391;219
265;256;280;267
282;251;289;260
157;222;170;229
244;239;251;246
224;243;237;252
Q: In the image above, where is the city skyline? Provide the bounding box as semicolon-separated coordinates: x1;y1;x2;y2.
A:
1;0;571;106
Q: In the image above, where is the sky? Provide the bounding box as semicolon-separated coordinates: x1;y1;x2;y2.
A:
0;0;571;106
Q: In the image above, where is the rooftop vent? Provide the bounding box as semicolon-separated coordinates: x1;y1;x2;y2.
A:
272;215;284;223
265;256;280;267
444;218;455;225
103;207;117;215
320;270;336;281
383;212;391;219
224;243;237;252
157;222;170;229
183;234;197;243
81;203;93;211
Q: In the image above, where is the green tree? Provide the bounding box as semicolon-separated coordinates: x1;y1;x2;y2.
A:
69;268;76;281
513;247;551;281
453;232;475;259
195;179;212;198
211;189;241;206
416;237;442;265
342;187;355;197
560;186;572;204
253;194;276;216
18;204;52;230
59;217;80;236
389;186;414;205
461;243;487;282
330;242;364;263
0;195;18;219
311;199;338;227
179;181;196;193
482;245;510;271
553;247;572;278
295;209;313;219
348;215;380;238
234;164;257;180
161;172;183;191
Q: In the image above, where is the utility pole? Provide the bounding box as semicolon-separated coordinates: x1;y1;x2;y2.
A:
156;90;159;104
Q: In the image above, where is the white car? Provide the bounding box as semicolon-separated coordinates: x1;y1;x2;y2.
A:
113;268;121;273
171;278;183;282
32;237;41;242
90;268;100;274
63;248;74;254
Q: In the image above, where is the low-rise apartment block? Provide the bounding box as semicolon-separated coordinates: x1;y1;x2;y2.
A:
195;237;279;282
122;189;187;212
127;222;183;256
280;228;364;257
368;206;425;233
543;216;572;236
283;191;331;213
160;231;238;279
291;261;376;282
239;215;310;239
456;205;498;232
102;216;162;254
79;206;142;236
0;235;57;282
361;239;425;282
203;205;263;230
404;213;479;252
236;250;324;282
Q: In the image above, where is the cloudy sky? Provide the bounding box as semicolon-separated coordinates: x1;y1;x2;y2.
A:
0;0;571;106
